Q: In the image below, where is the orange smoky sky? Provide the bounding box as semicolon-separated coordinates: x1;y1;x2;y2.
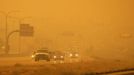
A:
0;0;134;59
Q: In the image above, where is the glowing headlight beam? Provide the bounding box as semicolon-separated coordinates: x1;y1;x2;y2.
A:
54;56;57;58
70;54;73;57
75;54;79;57
60;56;63;58
31;55;35;58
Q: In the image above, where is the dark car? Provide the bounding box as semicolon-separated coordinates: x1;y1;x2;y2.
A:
67;52;79;58
50;51;65;61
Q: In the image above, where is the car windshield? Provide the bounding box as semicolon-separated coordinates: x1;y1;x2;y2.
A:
36;50;48;53
0;0;134;75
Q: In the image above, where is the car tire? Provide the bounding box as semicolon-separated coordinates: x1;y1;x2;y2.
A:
46;58;50;62
35;57;39;62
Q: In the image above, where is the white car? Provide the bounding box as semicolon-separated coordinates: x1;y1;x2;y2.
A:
32;49;50;62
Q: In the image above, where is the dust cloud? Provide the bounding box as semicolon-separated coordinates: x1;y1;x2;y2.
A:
0;0;134;61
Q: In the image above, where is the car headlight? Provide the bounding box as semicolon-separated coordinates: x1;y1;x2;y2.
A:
69;54;73;57
31;55;35;58
75;54;79;57
60;56;63;58
54;56;57;59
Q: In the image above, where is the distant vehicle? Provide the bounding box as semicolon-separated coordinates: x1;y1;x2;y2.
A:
50;51;65;61
66;51;79;58
31;48;50;62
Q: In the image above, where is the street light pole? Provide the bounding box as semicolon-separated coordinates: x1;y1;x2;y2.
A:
5;14;9;54
0;11;19;54
4;16;32;54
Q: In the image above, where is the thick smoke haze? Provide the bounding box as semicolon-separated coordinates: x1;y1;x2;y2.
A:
0;0;134;60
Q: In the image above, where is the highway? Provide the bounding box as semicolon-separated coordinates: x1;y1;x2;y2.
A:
0;56;134;75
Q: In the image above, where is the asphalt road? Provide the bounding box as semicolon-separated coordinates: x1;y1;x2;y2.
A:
0;56;134;75
0;56;82;66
